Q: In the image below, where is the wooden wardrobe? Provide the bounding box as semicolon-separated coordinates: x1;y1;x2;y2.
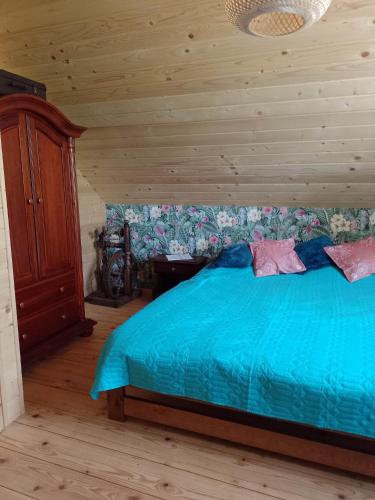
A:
0;94;94;364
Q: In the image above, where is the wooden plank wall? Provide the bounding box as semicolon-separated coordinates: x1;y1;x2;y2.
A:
1;0;375;206
76;171;105;296
0;141;24;429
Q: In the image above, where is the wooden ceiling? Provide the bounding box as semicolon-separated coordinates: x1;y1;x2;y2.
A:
2;0;375;206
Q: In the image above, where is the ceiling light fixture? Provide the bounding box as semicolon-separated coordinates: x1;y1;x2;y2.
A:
225;0;332;37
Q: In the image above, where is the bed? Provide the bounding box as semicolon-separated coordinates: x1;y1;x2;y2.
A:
91;265;375;477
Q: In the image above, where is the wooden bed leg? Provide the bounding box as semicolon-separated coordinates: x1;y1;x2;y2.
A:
107;388;125;421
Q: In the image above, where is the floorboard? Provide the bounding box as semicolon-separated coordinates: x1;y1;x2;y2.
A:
0;295;373;499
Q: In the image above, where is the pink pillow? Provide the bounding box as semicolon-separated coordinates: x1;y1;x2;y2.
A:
324;236;375;283
250;238;306;277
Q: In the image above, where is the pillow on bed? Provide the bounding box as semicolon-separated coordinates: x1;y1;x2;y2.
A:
295;235;333;271
324;236;375;283
250;238;306;277
208;243;253;269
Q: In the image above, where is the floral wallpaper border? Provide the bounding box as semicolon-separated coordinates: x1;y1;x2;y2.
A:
106;204;375;262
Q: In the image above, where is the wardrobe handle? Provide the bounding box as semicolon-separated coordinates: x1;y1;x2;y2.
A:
61;314;67;320
27;198;34;205
21;334;28;340
19;302;25;310
59;286;65;293
37;197;43;204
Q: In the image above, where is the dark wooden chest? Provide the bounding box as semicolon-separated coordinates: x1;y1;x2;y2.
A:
0;94;95;364
151;255;208;299
0;69;46;99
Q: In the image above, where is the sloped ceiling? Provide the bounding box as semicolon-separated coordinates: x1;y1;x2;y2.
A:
1;0;375;206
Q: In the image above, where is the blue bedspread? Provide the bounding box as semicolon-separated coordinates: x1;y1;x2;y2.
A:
91;266;375;438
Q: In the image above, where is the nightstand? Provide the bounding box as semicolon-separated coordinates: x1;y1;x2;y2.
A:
151;255;208;299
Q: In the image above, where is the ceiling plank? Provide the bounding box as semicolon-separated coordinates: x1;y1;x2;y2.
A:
4;0;374;207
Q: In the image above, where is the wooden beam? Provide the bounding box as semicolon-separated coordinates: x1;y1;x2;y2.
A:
124;397;375;478
107;388;125;421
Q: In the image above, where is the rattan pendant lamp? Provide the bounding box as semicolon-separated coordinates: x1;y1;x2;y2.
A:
225;0;332;37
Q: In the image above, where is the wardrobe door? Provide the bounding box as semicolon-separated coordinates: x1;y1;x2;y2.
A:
1;113;39;289
28;115;75;280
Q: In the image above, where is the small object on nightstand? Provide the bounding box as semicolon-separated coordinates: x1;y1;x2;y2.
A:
151;255;208;299
166;253;193;261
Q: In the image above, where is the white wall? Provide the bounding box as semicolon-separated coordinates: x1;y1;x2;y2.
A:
0;144;24;429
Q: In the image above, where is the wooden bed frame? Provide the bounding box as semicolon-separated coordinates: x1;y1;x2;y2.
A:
108;386;375;478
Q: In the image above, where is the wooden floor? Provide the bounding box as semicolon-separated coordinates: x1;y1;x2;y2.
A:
0;293;374;499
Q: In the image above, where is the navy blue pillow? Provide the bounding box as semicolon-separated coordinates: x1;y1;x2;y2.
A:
208;243;253;269
295;235;333;271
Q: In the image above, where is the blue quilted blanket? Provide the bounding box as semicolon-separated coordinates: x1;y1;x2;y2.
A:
91;265;375;438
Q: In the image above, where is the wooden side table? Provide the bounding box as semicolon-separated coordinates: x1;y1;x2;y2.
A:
151;255;208;299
